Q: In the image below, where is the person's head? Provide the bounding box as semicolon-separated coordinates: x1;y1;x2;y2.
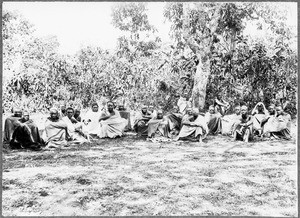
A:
234;105;241;115
241;105;248;116
257;104;264;113
61;105;66;114
157;110;163;119
192;108;199;117
172;105;179;113
276;106;284;115
91;102;99;112
208;105;215;114
148;105;154;112
66;107;74;119
23;111;30;121
49;108;59;120
107;101;115;113
14;108;22;117
118;105;125;111
186;107;193;116
141;105;148;114
268;104;275;115
74;109;80;117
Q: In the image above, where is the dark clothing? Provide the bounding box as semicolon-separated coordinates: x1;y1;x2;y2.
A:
4;115;22;143
119;111;132;131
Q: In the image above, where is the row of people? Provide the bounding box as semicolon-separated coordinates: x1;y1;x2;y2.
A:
3;101;292;150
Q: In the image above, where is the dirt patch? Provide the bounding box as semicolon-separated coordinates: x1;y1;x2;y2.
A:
2;132;297;216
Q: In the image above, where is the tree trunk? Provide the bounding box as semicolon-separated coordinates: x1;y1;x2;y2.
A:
192;55;211;109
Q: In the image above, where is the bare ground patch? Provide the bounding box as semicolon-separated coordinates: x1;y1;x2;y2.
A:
2;134;297;216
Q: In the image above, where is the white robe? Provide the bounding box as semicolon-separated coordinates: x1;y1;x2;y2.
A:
83;110;102;135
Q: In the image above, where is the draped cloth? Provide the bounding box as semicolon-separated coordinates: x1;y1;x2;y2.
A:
263;113;292;139
119;111;132;131
83;110;102;135
98;111;127;138
133;112;152;136
62;117;87;143
205;112;222;135
43;118;68;148
166;113;183;138
3;116;21;143
9;119;44;150
221;114;241;135
147;117;169;138
177;114;208;141
234;116;254;141
177;97;189;114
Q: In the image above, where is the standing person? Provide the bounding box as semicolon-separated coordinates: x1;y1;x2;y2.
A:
177;92;191;115
3;108;23;144
205;105;222;135
177;108;208;142
232;105;253;142
43;108;69;149
98;101;127;138
82;102;102;137
62;107;88;143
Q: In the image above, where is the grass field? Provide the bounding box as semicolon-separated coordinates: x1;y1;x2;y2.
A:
2;122;297;216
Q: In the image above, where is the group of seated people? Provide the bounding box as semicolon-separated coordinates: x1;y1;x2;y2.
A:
3;98;293;150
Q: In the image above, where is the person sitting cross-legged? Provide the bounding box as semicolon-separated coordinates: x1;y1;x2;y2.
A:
3;108;23;144
232;105;254;142
262;105;292;140
177;108;208;142
251;102;269;137
134;105;154;137
221;105;242;136
9;111;44;150
147;109;170;141
43;108;69;149
98;101;127;139
62;107;88;144
166;105;183;138
82;102;102;138
205;105;222;135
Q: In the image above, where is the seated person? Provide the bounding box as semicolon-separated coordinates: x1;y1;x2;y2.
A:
3;108;23;144
251;102;269;136
214;95;230;116
43;108;69;149
74;108;82;122
205;105;222;135
82;102;102;137
117;104;132;131
221;105;242;135
134;105;154;137
9;111;44;150
148;105;157;118
62;107;88;143
177;108;208;142
147;110;169;138
166;105;183;137
232;105;253;142
98;101;127;138
263;105;292;140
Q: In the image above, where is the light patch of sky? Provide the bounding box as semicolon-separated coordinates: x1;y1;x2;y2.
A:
3;2;297;54
3;2;172;55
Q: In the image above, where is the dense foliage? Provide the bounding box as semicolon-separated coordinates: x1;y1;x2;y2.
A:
2;2;297;117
